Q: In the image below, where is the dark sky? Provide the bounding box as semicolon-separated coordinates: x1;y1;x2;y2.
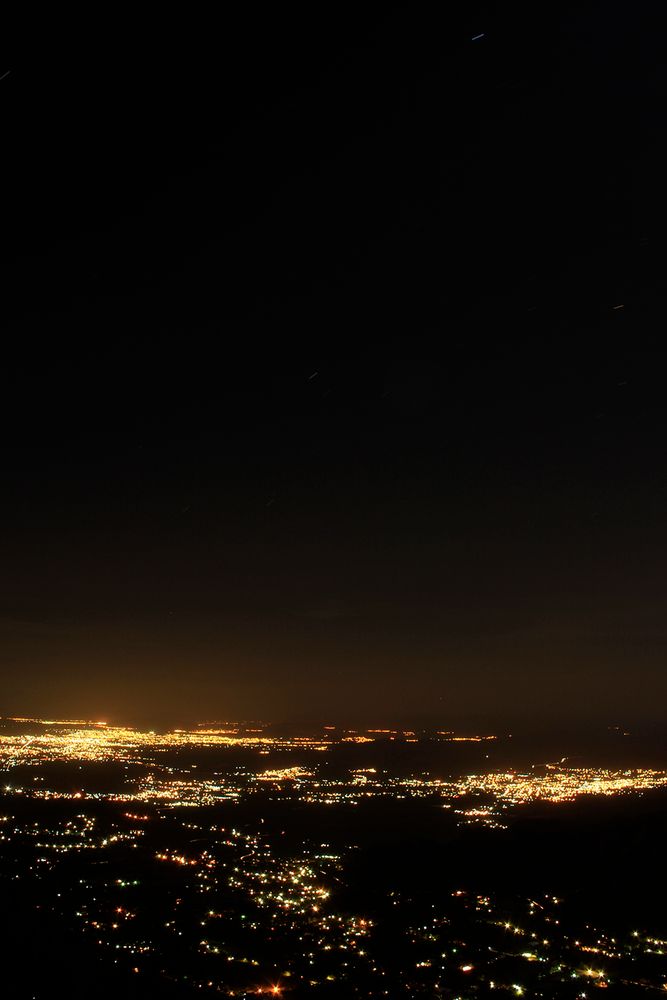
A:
2;4;667;726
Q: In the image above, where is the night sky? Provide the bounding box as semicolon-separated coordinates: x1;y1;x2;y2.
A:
2;4;667;726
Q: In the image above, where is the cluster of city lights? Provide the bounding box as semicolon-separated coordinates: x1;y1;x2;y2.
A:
2;717;667;996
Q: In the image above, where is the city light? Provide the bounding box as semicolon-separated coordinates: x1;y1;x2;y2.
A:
1;716;667;995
